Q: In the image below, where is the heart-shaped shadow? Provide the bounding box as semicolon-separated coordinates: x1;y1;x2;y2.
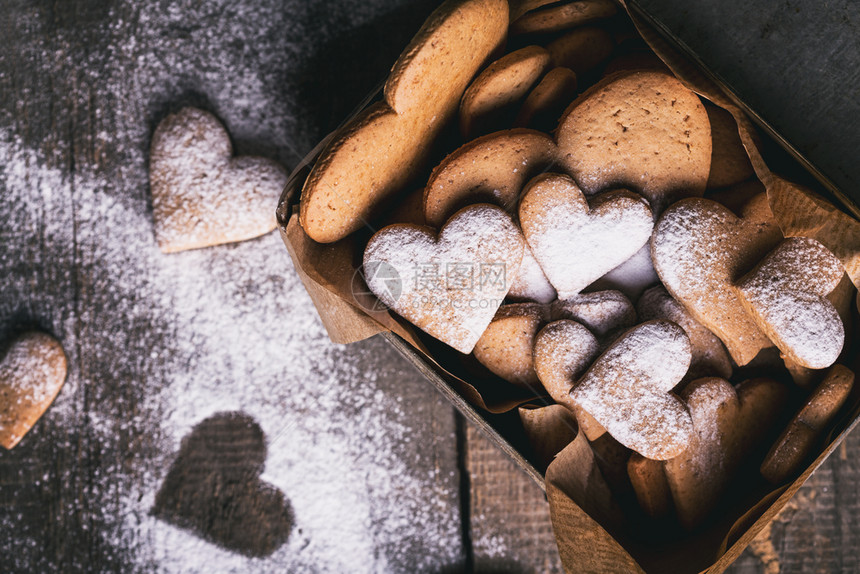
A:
152;412;292;557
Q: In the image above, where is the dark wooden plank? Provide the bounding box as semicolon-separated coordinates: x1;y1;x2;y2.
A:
0;0;465;572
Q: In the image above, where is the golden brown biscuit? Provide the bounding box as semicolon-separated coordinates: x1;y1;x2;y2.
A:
652;197;783;366
557;71;712;214
736;237;845;369
761;364;854;484
459;45;552;138
510;0;617;36
474;303;549;388
571;320;694;460
519;173;653;298
637;285;732;381
300;0;509;243
0;332;68;449
423;129;557;227
665;377;787;529
533;320;604;439
363;204;523;354
551;290;635;339
546;26;615;75
513;67;578;131
627;453;671;519
149;107;288;253
705;103;755;189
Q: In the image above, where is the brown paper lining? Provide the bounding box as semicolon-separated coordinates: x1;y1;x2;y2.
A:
278;2;860;571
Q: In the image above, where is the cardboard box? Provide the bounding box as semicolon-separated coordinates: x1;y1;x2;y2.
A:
276;1;860;571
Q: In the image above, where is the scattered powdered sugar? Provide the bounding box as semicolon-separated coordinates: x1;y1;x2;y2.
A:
364;205;524;354
1;58;463;574
571;321;693;460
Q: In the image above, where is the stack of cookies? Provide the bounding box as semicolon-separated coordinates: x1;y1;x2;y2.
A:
297;0;857;531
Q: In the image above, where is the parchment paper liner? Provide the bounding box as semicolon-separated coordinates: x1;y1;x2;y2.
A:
276;1;860;571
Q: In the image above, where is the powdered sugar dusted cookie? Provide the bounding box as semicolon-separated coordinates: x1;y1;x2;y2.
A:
510;0;617;36
665;377;787;529
736;237;845;369
508;246;557;303
424;129;557;227
557;71;712;214
364;204;523;354
150;107;287;253
761;364;854;484
652;197;783;366
300;0;509;243
519;173;653;298
514;67;578;131
571;320;693;460
551;290;635;339
474;303;549;387
0;332;68;449
546;26;614;75
638;286;732;381
533;319;603;439
459;46;551;138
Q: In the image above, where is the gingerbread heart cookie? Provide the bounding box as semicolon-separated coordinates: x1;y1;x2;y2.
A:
570;320;693;460
474;303;549;387
557;70;711;214
150;107;288;253
533;319;603;439
638;286;732;381
736;237;845;369
0;332;67;449
364;204;523;354
664;377;787;529
519;173;653;298
459;45;551;138
423;129;557;227
300;0;509;243
652;197;783;366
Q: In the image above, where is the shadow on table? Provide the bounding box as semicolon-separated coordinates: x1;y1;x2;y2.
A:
151;411;293;558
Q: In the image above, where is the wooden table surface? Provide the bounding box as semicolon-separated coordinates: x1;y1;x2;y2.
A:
1;0;858;572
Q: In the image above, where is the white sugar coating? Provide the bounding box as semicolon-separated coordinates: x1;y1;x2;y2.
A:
364;204;524;354
571;321;693;460
589;243;660;301
551;290;635;338
737;237;846;369
520;174;653;299
1;120;464;572
651;197;780;366
533;320;600;405
507;244;557;303
150;107;288;253
637;286;732;380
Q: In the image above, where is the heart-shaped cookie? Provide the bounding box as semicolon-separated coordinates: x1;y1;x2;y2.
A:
150;107;288;253
519;172;653;298
0;332;67;449
570;320;693;460
300;0;509;243
153;412;293;557
664;377;787;529
533;319;602;439
556;70;711;214
736;237;845;369
364;204;524;354
474;303;549;387
638;285;732;381
652;197;783;366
